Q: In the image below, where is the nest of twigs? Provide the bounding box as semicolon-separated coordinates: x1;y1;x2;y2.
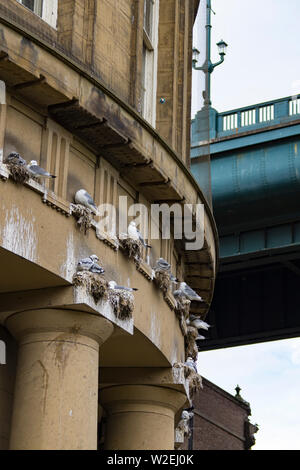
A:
73;271;108;303
71;204;92;234
120;238;142;264
175;298;191;337
154;269;171;296
179;317;188;337
185;326;199;361
5;162;30;184
189;371;203;397
175;297;191;320
109;290;134;320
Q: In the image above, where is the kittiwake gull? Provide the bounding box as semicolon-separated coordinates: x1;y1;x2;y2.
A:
128;221;151;248
155;258;171;272
173;282;203;302
185;357;198;373
108;281;138;292
75;189;98;215
77;254;104;274
27;160;56;179
188;315;210;330
5;152;26;166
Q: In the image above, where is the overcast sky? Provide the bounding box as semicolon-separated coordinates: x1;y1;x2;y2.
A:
193;0;300;451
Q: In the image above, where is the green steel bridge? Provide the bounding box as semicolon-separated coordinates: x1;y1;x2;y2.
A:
191;94;300;350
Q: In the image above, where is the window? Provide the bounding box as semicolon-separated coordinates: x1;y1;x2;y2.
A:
141;0;159;126
16;0;58;28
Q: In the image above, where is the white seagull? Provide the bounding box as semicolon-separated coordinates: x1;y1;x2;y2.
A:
128;221;151;248
108;281;138;292
77;254;104;274
75;189;98;215
5;152;26;166
27;160;56;179
155;258;178;283
155;258;171;272
173;282;203;302
185;357;197;373
188;315;210;330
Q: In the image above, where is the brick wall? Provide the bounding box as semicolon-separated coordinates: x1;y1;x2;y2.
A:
182;377;256;450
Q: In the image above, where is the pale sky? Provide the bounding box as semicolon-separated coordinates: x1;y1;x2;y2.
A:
193;0;300;451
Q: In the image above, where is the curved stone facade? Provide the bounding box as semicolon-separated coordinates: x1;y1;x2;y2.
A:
0;0;217;450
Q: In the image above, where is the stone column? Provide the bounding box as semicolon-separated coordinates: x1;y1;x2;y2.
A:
101;384;187;450
0;327;17;450
6;308;113;450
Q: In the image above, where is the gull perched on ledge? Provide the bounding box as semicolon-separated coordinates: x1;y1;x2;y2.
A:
188;315;211;330
77;254;105;274
173;282;203;302
108;281;138;292
128;221;151;248
27;160;56;179
185;357;198;373
75;189;98;215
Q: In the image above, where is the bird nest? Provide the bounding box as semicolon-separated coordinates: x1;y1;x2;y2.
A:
70;204;92;234
189;371;203;397
185;327;199;361
5;162;31;184
175;297;191;320
73;271;108;303
109;290;134;321
177;414;192;439
120;238;142;265
179;317;188;337
154;269;171;295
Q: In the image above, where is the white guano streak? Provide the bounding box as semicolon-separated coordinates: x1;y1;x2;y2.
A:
2;206;37;262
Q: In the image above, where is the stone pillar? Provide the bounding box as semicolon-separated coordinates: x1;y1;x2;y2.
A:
101;385;187;450
6;309;113;450
0;327;17;450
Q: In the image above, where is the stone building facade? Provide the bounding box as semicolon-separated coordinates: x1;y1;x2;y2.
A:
0;0;218;450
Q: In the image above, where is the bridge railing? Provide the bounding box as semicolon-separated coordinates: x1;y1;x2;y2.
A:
217;95;300;138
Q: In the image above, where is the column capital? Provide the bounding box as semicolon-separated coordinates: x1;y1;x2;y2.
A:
101;384;187;415
5;308;114;346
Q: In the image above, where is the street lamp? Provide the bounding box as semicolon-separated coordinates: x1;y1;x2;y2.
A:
192;0;228;108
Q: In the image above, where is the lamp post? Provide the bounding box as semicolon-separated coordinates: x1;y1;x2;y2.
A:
192;0;228;108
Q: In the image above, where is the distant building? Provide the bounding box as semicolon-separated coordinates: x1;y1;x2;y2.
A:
182;379;258;450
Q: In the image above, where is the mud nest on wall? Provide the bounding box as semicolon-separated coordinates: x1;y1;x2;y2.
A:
185;326;199;361
73;271;108;304
189;371;203;397
120;238;142;265
109;290;134;321
70;204;93;234
5;162;31;184
154;269;171;296
175;297;191;337
175;297;191;321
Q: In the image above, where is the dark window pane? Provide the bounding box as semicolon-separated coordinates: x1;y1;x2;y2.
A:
22;0;34;11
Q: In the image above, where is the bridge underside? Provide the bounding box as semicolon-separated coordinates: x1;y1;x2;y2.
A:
199;246;300;350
